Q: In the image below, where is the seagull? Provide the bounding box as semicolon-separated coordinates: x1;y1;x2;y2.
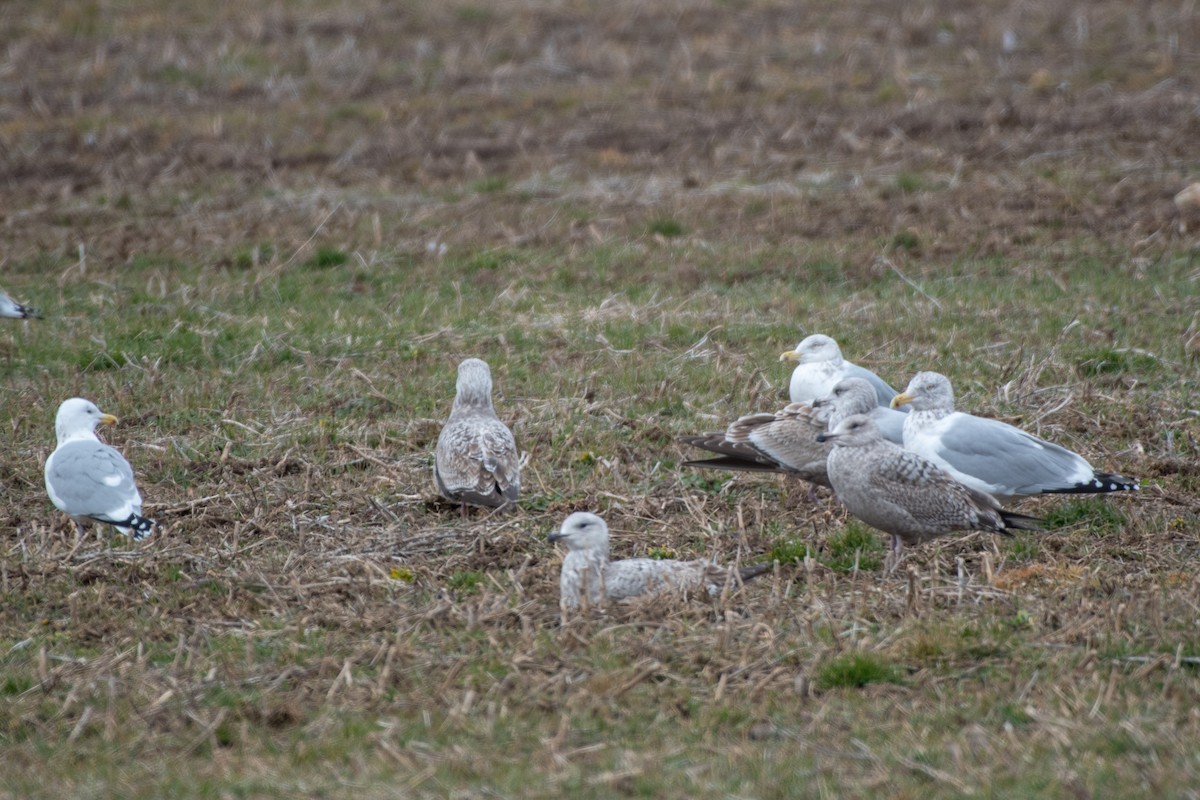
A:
812;377;907;444
547;512;771;609
44;398;156;540
434;358;520;512
891;371;1139;501
779;334;901;407
678;402;832;486
0;288;41;319
818;414;1041;571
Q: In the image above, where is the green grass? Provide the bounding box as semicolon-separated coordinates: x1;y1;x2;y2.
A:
816;652;904;690
1;0;1198;797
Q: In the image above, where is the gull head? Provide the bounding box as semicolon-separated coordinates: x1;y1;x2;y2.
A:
454;358;495;408
54;397;118;443
891;371;954;411
547;511;610;552
815;413;881;447
780;334;842;365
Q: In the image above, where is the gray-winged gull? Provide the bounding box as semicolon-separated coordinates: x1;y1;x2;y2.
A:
779;334;901;407
817;414;1041;570
890;371;1138;502
1;288;41;319
44;398;156;540
434;358;520;512
813;377;907;445
548;512;771;609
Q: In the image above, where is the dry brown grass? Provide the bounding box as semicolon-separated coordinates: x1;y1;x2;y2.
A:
1;0;1199;797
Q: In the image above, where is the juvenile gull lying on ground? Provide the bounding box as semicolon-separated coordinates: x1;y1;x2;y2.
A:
814;377;907;445
891;371;1139;502
818;415;1041;570
779;334;901;407
679;402;832;486
434;358;520;512
548;512;771;609
44;398;156;540
0;288;41;319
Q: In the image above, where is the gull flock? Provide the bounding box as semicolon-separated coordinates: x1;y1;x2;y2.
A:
6;287;1138;612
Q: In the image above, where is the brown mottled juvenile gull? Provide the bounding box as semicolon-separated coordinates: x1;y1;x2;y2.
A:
679;402;832;486
817;414;1041;570
547;512;771;609
813;377;907;445
0;288;41;319
779;334;901;407
434;358;520;512
44;398;156;540
891;371;1139;502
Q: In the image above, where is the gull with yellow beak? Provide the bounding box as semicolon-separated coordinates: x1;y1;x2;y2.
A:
44;398;156;540
891;371;1138;501
779;334;902;407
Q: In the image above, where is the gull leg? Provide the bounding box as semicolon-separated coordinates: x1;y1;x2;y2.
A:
885;535;905;574
74;519;87;541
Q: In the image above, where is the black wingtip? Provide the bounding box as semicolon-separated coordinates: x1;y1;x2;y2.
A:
1000;510;1044;532
738;562;773;582
1043;472;1139;496
125;514;156;541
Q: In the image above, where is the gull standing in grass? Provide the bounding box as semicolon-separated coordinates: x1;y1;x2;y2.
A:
0;288;41;319
548;512;771;609
817;415;1041;571
891;371;1139;502
434;358;520;513
44;398;156;540
779;334;902;407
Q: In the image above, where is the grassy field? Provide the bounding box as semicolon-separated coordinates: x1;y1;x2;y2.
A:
2;0;1199;797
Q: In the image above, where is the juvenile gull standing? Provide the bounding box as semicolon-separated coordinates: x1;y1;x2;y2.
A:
779;334;901;407
44;398;156;540
817;415;1041;570
434;358;520;512
548;512;771;609
0;288;41;319
891;371;1139;501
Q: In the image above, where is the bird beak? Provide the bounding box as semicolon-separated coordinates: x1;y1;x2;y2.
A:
99;413;119;426
779;350;801;363
546;532;565;544
889;392;914;410
815;432;834;443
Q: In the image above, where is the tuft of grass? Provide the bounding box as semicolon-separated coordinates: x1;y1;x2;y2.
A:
816;652;903;690
891;229;921;251
1077;347;1160;378
894;173;924;194
447;571;484;594
305;247;349;269
822;522;884;572
1042;498;1127;533
471;176;508;194
767;538;809;566
647;218;685;238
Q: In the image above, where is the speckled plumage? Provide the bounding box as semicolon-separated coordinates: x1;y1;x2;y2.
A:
548;512;770;609
0;288;40;319
434;358;520;510
779;334;900;407
679;402;832;486
818;414;1040;569
44;398;155;540
892;371;1138;501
